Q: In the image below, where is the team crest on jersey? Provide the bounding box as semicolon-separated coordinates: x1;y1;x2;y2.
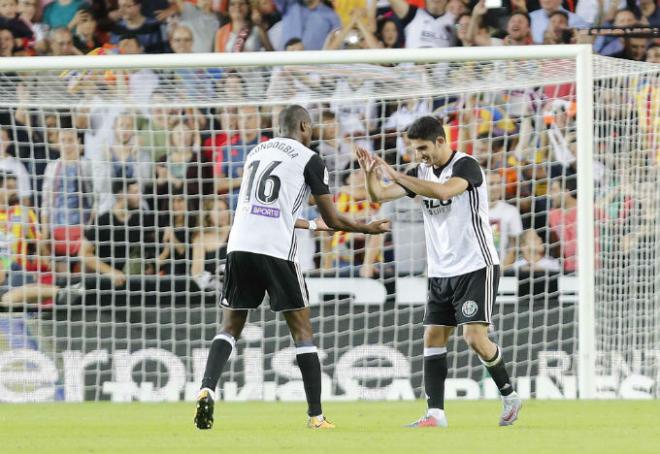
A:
462;300;478;318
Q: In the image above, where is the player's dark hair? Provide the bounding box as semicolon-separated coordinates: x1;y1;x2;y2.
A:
406;116;446;143
279;105;311;137
284;37;303;49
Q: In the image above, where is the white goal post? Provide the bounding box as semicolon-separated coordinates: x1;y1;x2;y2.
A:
1;45;657;402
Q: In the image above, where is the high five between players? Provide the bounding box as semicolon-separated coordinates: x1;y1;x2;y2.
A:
356;116;522;428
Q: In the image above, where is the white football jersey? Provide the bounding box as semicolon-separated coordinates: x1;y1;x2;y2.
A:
403;151;500;278
402;8;455;49
227;137;330;262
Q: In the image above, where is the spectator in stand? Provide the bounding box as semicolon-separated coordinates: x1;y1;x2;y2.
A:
191;197;230;291
267;38;321;105
106;112;152;184
594;8;637;57
217;105;268;209
0;0;34;48
0;172;68;308
18;0;49;51
42;0;88;30
331;74;377;155
166;25;216;99
487;171;522;268
80;179;150;286
323;162;382;278
154;121;212;212
512;229;560;272
547;176;577;273
274;0;341;51
528;0;588;44
384;98;431;162
575;0;626;26
164;0;219;53
324;7;383;49
314;110;351;184
70;6;103;53
647;43;660;63
214;0;272;52
47;26;79;54
41;126;95;269
376;17;403;48
158;189;194;276
543;10;573;45
612;36;649;61
387;0;455;49
640;0;660;27
169;22;192;53
0;25;14;56
333;0;375;32
446;0;466;17
138;91;180;162
110;0;168;53
0;127;31;206
459;7;503;47
548;176;604;274
503;11;532;45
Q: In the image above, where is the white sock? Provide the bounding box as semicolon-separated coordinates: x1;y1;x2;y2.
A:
310;413;324;420
427;408;445;420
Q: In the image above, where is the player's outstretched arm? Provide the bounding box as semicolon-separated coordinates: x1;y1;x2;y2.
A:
313;194;390;235
373;156;470;201
294;217;333;232
355;147;407;203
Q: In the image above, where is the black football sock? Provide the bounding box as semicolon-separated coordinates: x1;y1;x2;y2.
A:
296;341;323;417
424;347;448;411
200;332;235;392
480;345;514;397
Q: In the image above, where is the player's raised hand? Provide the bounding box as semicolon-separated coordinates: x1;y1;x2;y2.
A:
364;219;391;234
372;155;399;181
355;146;375;173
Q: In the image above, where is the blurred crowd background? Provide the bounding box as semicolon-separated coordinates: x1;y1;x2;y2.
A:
0;0;658;308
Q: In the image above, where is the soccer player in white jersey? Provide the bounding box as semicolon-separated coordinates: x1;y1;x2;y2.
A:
195;105;390;430
356;116;522;428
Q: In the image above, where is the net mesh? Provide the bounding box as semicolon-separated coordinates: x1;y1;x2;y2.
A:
0;54;658;402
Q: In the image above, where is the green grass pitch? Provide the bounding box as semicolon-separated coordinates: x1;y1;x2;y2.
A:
1;400;659;453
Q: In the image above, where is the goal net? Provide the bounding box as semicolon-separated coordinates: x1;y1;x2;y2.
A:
0;48;658;402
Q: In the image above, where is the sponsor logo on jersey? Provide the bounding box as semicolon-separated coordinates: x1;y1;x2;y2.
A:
462;300;478;318
323;168;329;186
251;205;281;218
423;198;452;215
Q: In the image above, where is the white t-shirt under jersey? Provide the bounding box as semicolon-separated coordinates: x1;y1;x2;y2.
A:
402;151;499;278
227;137;330;262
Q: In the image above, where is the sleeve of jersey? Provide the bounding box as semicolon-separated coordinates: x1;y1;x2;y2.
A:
398;165;419;198
452;157;483;190
304;154;331;196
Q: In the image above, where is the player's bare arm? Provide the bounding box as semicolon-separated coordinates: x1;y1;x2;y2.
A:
314;194;390;234
355;146;407;203
294;217;332;231
373;155;469;201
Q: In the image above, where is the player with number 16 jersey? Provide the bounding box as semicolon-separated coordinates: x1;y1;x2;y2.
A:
195;105;390;431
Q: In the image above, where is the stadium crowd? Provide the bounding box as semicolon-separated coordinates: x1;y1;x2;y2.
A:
0;0;659;308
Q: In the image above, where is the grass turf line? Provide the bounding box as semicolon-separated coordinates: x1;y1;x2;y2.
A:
0;400;659;454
